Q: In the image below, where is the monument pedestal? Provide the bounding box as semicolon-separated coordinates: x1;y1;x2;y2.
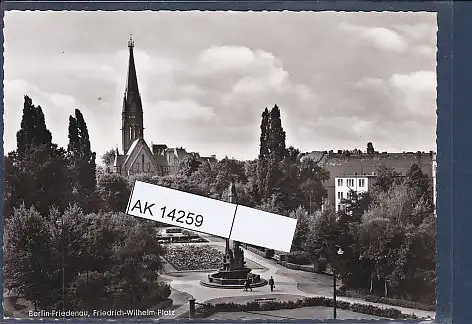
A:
200;182;268;289
200;268;268;289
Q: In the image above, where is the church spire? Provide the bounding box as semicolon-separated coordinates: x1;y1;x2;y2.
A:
122;35;144;154
125;34;140;100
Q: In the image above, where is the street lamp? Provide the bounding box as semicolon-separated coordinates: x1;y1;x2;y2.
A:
309;191;313;215
55;218;65;317
85;219;95;313
333;246;344;319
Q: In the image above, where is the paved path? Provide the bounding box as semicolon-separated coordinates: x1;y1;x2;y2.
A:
160;233;435;320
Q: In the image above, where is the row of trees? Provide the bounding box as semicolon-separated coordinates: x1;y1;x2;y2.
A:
4;96;170;311
5;97;436;310
99;105;330;216
95;104;435;305
299;163;436;304
5;97;98;219
5;205;169;310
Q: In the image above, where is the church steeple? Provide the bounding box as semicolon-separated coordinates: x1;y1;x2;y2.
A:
125;35;140;102
122;34;144;154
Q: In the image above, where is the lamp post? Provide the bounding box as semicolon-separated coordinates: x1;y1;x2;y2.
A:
309;191;313;215
333;247;344;319
85;220;90;313
55;218;65;317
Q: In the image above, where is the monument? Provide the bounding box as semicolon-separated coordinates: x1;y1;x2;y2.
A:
200;182;268;289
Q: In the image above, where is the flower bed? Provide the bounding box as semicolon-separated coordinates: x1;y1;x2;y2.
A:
164;244;224;271
336;289;435;312
166;228;183;234
157;236;208;244
191;296;420;320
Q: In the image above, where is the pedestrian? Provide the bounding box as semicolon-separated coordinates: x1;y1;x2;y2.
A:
244;278;252;292
244;278;251;291
269;276;275;292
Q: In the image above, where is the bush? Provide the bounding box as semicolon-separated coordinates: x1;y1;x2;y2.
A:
264;249;274;259
286;251;311;265
165;244;223;270
336;289;435;311
152;281;172;302
194;296;419;319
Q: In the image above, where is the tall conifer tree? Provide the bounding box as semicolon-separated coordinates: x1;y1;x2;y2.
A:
8;95;72;217
268;104;287;161
256;104;289;199
259;107;270;160
67;109;97;211
16;95;52;156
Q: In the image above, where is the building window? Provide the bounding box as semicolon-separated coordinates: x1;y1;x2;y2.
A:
142;155;145;171
359;179;365;187
337;179;343;186
135;163;140;171
147;162;151;171
347;179;354;187
347;192;352;200
337;192;342;200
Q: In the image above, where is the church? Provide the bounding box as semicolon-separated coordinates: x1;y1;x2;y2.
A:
109;37;217;176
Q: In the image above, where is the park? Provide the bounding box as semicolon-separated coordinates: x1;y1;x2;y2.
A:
144;221;436;321
4;82;437;321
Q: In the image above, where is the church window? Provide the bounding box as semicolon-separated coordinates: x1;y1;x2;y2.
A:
147;162;151;171
135;163;140;171
142;154;145;171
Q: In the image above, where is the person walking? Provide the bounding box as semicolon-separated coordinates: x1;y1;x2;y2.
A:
269;276;275;292
244;277;253;292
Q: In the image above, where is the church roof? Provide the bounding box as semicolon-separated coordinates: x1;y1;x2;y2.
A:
126;138;141;156
122;138;158;169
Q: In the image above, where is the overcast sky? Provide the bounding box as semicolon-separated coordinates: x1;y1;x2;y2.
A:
4;11;437;161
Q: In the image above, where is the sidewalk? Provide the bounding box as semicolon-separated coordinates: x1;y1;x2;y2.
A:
241;246;435;320
160;240;435;320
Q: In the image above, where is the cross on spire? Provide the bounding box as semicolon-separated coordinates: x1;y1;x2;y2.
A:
128;34;134;48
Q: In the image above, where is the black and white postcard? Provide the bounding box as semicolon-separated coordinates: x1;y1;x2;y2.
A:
3;10;437;321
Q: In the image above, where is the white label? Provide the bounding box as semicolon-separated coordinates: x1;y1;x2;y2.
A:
126;181;237;238
229;205;298;252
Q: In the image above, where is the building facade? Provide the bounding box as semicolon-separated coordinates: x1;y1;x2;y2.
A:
334;175;375;212
301;150;436;210
107;37;217;176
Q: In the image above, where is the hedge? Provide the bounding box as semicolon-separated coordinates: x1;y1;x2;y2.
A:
336;289;435;312
286;251;311;265
192;296;419;320
245;245;266;257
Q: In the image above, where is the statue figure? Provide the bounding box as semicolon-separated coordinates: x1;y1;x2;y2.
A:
232;241;246;269
228;249;234;270
223;254;228;271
